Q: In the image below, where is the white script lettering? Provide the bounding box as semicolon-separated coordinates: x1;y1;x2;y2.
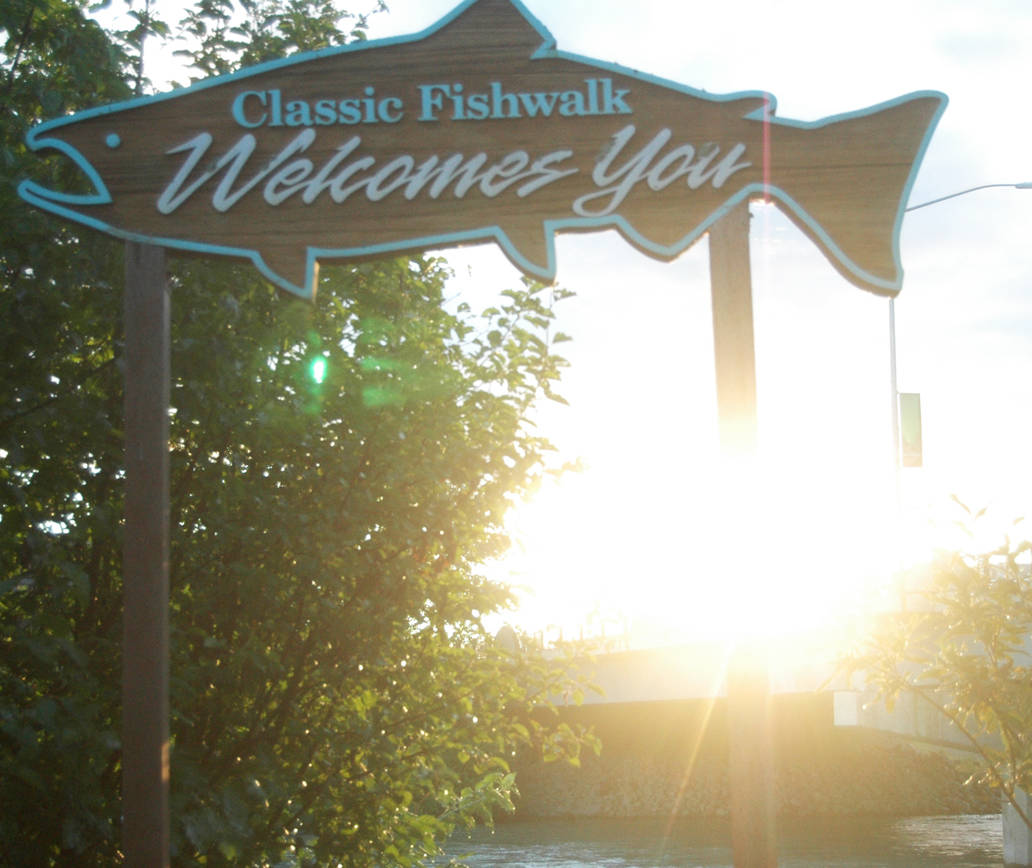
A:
573;125;752;217
157;131;578;212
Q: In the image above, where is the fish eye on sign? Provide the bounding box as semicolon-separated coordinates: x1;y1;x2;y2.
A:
19;0;946;299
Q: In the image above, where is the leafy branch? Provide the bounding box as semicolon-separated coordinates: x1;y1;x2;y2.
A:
843;506;1032;830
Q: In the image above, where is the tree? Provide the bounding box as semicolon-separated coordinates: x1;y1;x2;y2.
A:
844;505;1032;830
1;3;593;865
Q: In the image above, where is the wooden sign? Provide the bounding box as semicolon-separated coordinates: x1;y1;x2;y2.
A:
20;0;946;298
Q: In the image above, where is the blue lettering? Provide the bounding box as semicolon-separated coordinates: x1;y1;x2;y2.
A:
338;98;362;125
314;99;337;126
490;82;520;119
450;84;466;120
559;90;587;117
602;79;632;115
232;91;268;128
418;84;449;122
378;97;403;123
518;90;560;118
268;89;284;127
285;100;312;127
465;92;490;121
586;79;600;115
362;86;378;124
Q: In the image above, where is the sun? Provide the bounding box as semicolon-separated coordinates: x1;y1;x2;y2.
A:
495;453;903;650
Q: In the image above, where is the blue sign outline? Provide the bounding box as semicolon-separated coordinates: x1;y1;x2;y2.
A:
19;0;947;299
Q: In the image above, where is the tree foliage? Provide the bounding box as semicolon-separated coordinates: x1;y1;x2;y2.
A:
1;3;593;865
177;0;385;80
844;505;1032;828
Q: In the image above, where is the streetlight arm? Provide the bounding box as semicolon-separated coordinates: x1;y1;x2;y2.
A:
906;182;1032;212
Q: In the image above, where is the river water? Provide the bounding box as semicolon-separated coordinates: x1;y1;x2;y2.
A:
440;815;1004;867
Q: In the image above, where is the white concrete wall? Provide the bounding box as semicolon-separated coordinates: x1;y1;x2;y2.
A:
1005;790;1032;866
567;641;844;705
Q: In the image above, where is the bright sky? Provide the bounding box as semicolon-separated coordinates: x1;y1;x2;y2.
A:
127;0;1032;643
361;0;1032;642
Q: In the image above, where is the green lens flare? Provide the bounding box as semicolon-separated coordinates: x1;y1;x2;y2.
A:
310;357;327;384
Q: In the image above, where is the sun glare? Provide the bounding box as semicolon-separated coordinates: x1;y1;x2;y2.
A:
497;454;902;651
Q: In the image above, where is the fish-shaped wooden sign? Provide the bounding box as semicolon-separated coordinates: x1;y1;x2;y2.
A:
19;0;946;298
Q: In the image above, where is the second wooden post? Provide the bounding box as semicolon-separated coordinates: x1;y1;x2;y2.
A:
709;202;778;868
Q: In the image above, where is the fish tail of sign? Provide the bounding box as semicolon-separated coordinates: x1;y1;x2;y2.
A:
762;91;947;295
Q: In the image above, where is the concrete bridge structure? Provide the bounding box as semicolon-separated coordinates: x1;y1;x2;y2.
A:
533;632;1031;866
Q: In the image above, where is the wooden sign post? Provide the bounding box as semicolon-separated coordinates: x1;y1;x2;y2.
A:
710;205;776;867
18;1;946;863
122;242;171;867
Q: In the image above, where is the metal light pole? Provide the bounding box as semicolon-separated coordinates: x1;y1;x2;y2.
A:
904;182;1032;213
891;178;1032;468
888;181;1031;605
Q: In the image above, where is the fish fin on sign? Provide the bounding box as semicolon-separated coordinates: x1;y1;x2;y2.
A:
255;245;319;299
495;221;557;282
764;92;947;295
423;0;554;55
